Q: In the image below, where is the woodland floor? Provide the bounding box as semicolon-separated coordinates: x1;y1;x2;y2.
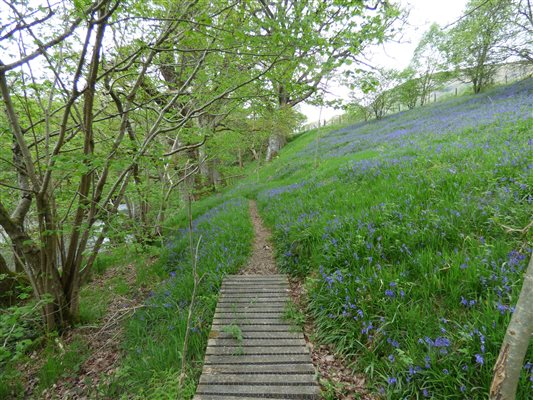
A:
22;201;372;399
23;262;147;399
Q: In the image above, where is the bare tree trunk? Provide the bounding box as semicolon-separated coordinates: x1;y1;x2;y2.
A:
265;133;285;162
198;144;211;183
237;147;243;169
490;253;533;399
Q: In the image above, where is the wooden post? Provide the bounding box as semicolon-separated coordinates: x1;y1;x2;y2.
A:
455;87;458;96
433;93;436;102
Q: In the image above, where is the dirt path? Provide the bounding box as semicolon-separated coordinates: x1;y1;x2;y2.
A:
239;200;372;399
238;201;279;275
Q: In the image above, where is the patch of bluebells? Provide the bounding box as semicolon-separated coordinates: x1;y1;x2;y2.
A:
302;78;533;160
128;197;252;371
258;79;533;398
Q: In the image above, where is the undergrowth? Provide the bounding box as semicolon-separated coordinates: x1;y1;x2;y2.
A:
248;79;533;398
108;197;252;399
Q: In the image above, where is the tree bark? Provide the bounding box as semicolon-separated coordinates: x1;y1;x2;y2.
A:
265;133;285;162
490;253;533;399
0;252;17;305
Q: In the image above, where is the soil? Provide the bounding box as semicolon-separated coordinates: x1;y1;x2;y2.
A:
239;200;373;399
238;201;278;275
22;260;150;400
288;278;375;400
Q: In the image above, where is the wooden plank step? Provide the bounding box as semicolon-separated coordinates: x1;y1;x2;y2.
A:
221;286;288;289
221;282;288;287
220;288;289;296
202;364;315;374
212;317;288;324
215;309;285;314
218;298;287;303
206;346;309;356
211;325;293;331
204;354;311;364
195;396;300;400
220;294;288;298
214;312;285;319
219;292;289;300
221;279;289;287
196;383;320;397
216;305;286;311
209;330;304;340
200;373;316;385
208;338;306;347
223;278;287;283
221;283;288;287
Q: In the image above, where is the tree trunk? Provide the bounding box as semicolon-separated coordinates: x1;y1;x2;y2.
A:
198;144;211;183
237;147;243;169
265;133;285;162
0;252;16;304
490;253;533;399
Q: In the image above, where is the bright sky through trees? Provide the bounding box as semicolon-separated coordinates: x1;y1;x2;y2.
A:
299;0;468;124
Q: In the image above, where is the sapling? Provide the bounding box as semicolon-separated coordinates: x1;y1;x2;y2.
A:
179;194;203;386
490;252;533;399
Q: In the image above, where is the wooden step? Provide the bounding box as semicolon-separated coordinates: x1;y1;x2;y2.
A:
195;274;319;399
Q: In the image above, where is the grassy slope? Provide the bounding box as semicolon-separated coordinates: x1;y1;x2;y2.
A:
110;198;253;399
112;79;531;399
222;79;532;398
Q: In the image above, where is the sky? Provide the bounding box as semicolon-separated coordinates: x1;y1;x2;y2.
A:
299;0;469;124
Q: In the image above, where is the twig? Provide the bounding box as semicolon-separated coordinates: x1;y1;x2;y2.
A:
179;191;203;386
501;219;533;235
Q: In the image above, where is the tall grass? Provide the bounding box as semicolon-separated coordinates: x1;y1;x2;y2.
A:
109;198;252;399
246;80;533;398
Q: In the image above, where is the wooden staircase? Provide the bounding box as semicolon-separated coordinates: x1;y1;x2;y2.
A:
194;274;320;399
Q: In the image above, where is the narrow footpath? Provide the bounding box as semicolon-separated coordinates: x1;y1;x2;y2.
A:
194;201;320;400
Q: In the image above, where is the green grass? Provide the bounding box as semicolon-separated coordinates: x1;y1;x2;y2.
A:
283;301;305;329
202;79;532;398
107;198;253;399
36;336;89;393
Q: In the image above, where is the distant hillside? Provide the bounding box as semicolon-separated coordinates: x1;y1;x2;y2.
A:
304;61;533;131
221;78;533;398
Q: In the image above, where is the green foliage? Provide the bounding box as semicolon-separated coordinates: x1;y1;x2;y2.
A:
0;300;44;365
108;198;253;398
36;336;89;393
444;0;512;93
283;301;305;329
345;68;400;120
222;325;243;343
91;246;137;276
221;80;532;398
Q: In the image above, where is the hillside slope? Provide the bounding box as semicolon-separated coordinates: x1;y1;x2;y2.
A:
226;79;533;398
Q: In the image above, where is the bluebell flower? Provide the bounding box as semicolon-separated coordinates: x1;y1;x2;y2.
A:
434;337;450;348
